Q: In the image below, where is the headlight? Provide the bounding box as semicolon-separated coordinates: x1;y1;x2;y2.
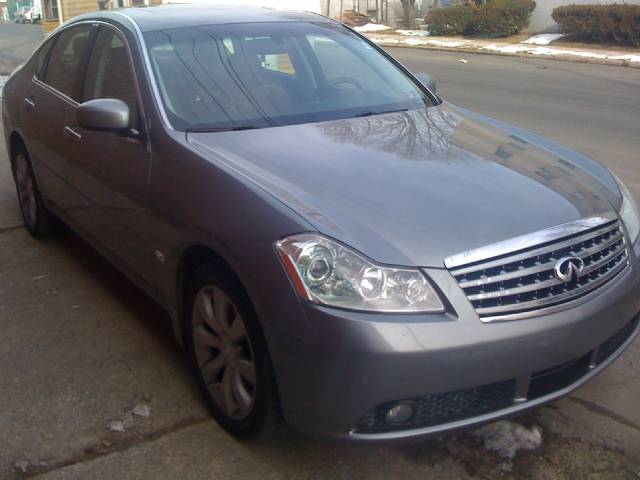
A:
612;173;640;244
275;233;445;313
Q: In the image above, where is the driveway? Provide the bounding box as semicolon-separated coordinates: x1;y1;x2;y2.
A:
1;50;639;479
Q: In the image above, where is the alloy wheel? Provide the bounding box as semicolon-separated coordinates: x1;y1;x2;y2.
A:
192;286;257;420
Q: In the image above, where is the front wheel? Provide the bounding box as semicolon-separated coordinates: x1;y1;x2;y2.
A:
184;264;281;438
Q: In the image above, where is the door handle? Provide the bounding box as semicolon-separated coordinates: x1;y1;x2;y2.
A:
64;126;82;141
23;97;35;111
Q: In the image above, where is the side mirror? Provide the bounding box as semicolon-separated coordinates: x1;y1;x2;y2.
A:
415;72;437;94
77;98;130;132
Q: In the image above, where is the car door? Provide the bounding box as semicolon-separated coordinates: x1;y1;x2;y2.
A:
66;24;153;284
27;24;94;216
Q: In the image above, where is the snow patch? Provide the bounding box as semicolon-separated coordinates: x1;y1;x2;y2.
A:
404;38;430;46
107;420;127;432
355;23;391;33
107;402;152;432
370;37;466;48
370;37;401;44
474;421;543;460
609;54;640;62
523;33;565;45
481;44;640;63
396;29;430;36
132;403;151;418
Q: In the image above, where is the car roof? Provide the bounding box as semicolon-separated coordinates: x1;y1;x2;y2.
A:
73;4;333;33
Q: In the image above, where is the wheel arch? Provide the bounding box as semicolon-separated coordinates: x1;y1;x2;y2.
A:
175;243;259;345
7;129;49;205
174;243;284;416
8;130;27;168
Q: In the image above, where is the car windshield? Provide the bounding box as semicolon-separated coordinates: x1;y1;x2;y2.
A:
144;22;435;131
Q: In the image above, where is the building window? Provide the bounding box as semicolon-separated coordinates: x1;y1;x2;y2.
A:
43;0;59;21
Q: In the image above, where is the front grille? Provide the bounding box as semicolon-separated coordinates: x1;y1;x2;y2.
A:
354;316;639;434
448;219;629;321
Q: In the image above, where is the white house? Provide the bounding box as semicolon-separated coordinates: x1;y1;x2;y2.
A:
156;1;640;33
320;0;640;32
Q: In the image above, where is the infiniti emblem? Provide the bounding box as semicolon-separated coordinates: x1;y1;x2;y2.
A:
554;256;585;283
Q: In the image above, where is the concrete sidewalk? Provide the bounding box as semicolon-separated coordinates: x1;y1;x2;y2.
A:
363;31;640;68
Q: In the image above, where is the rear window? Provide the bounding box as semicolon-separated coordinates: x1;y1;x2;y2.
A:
35;36;56;79
144;22;434;131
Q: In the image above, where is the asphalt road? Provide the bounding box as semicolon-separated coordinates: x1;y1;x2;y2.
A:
1;35;640;479
0;22;42;74
387;47;640;194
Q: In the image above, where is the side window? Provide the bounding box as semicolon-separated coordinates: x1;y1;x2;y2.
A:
44;26;93;100
83;27;140;130
35;37;56;79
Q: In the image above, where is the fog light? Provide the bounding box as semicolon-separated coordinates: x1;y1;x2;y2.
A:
385;402;415;425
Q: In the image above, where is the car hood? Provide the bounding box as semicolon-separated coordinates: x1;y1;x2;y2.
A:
188;104;618;267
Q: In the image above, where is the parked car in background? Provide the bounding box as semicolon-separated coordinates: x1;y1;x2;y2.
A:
31;1;41;23
14;5;40;23
2;5;639;441
14;6;29;22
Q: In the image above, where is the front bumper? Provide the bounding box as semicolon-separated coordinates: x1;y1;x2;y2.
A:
273;256;640;441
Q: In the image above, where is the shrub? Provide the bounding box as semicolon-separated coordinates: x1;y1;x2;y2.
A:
425;5;475;35
552;4;640;46
472;0;537;37
426;0;536;38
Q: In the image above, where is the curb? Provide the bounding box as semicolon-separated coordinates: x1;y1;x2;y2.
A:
371;40;640;69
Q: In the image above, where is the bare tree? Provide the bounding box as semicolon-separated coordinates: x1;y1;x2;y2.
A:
400;0;417;29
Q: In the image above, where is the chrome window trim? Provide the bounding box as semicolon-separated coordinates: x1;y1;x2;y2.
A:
33;77;79;107
31;22;95;104
32;19;149;139
84;21;149;137
444;211;619;269
112;11;175;131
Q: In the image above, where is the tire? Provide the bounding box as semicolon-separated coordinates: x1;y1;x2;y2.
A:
184;263;281;438
12;147;62;238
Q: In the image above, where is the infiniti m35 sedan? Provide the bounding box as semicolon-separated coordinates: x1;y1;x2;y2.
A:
3;5;640;440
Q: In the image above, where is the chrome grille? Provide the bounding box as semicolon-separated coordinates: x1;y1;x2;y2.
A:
447;217;629;322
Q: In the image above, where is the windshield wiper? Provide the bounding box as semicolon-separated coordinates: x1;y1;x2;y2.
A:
355;108;409;118
186;125;261;133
